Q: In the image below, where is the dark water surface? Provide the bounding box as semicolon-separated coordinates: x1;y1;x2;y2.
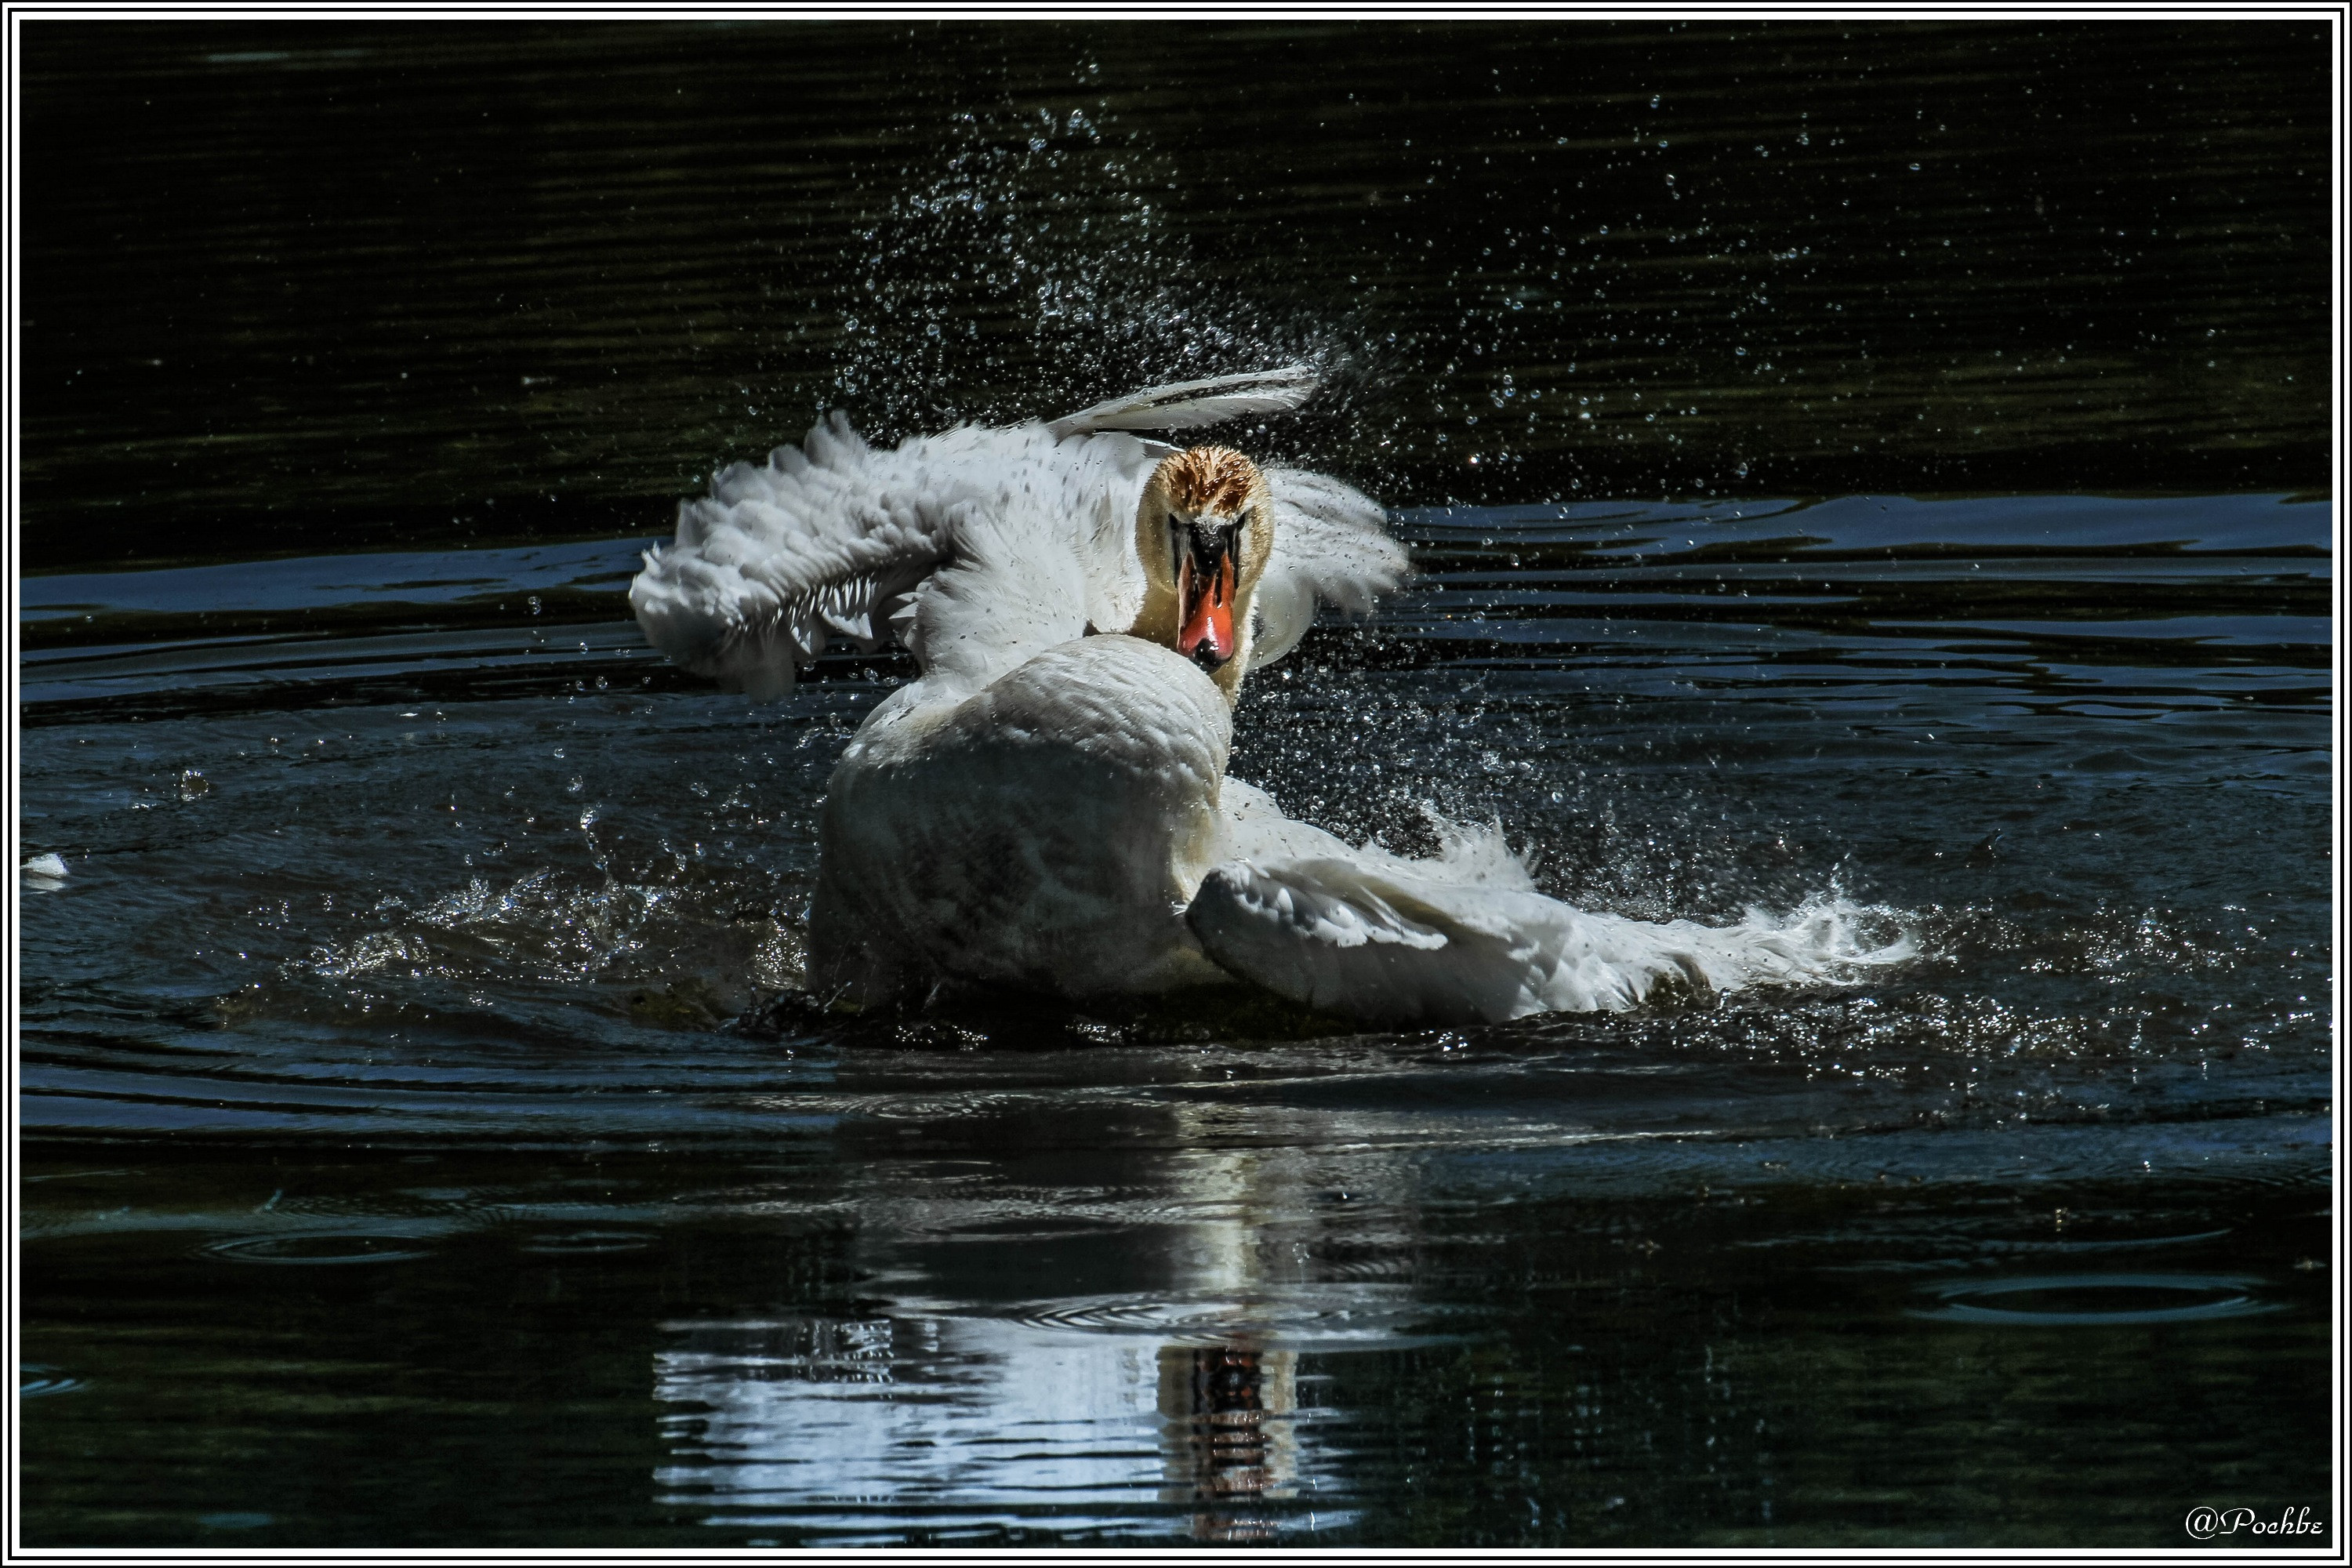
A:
20;20;2332;568
14;21;2338;1550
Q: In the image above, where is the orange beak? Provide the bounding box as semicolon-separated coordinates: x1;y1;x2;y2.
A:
1176;548;1238;669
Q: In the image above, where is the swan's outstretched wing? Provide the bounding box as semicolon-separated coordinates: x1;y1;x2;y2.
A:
633;413;1180;699
1251;467;1410;670
1192;784;1913;1023
630;412;953;700
630;368;1370;699
1192;858;1911;1024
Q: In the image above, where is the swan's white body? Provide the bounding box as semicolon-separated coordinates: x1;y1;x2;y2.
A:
632;371;1905;1023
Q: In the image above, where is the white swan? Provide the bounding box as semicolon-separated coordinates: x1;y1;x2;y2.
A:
630;368;1907;1024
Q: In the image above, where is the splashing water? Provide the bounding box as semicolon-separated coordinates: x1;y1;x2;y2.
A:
822;96;1347;441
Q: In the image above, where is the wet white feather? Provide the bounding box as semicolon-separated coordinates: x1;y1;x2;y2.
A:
1192;785;1914;1024
629;370;1401;697
1044;364;1322;438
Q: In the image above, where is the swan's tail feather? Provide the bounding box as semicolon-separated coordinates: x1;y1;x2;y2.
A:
1189;855;1915;1025
1045;365;1321;440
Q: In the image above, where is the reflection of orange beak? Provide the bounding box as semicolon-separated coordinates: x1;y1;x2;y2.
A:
1176;550;1238;669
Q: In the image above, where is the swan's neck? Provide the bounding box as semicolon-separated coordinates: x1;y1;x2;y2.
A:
1132;584;1249;703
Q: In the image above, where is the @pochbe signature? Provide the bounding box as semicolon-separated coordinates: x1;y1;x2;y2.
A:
2186;1505;2325;1540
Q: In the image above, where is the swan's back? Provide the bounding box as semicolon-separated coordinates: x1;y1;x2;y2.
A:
811;633;1238;1002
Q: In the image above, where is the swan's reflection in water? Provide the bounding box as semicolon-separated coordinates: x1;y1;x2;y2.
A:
653;1317;1321;1541
1157;1345;1298;1541
652;1134;1418;1541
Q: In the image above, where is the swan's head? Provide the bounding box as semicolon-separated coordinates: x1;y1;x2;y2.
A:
1135;445;1275;701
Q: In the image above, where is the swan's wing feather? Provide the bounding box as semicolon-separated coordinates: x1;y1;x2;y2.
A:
630;416;1156;699
1189;858;1541;1023
1250;466;1411;670
628;411;956;698
1191;813;1914;1025
1045;365;1321;438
